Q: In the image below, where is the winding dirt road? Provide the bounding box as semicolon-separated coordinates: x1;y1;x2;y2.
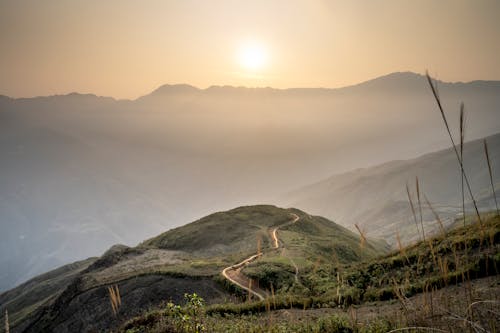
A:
270;213;299;249
272;213;300;282
221;213;300;301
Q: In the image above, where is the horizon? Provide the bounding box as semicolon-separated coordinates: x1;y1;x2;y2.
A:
2;70;500;100
1;1;500;99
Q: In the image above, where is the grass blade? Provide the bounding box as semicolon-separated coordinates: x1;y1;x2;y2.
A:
484;139;499;216
426;72;482;225
460;104;466;226
424;194;445;238
354;224;366;249
406;182;421;241
4;309;9;333
416;176;426;241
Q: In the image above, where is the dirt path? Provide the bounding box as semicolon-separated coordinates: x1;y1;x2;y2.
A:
222;213;300;301
270;213;299;249
221;253;267;300
271;213;300;282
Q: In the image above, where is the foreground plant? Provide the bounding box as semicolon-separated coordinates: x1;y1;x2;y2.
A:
163;293;206;333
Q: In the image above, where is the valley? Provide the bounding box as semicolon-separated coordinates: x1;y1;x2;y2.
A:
2;72;500;292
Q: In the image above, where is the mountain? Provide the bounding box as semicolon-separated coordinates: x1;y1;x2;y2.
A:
120;214;500;333
143;84;201;98
1;71;500;291
0;205;385;333
280;133;500;246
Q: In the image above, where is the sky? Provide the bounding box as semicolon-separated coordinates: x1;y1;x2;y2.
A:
0;0;499;99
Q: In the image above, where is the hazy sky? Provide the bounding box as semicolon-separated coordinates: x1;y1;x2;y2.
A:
1;0;499;99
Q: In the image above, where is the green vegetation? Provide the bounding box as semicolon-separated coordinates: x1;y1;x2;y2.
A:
138;205;387;283
142;205;289;254
3;204;498;332
318;213;499;303
120;213;499;333
122;293;359;333
1;205;386;333
115;74;500;333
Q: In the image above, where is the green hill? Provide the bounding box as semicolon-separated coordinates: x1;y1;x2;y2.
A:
121;213;500;333
142;205;386;260
0;205;385;333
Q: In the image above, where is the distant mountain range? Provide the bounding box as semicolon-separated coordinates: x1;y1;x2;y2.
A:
1;71;499;291
280;133;500;245
139;72;500;98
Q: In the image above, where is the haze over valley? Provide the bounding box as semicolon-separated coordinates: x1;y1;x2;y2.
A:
1;72;499;291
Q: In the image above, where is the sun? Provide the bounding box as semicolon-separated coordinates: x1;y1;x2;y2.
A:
238;42;268;71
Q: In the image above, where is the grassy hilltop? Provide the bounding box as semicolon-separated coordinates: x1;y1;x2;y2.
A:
122;213;500;333
0;205;386;333
1;207;499;332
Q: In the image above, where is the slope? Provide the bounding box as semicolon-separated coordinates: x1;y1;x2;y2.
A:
0;205;384;333
2;72;500;291
118;213;500;333
281;132;500;246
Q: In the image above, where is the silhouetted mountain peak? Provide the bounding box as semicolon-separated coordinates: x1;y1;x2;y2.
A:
344;71;428;92
150;84;200;96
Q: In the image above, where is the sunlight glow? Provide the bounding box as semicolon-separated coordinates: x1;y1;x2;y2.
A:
238;42;268;71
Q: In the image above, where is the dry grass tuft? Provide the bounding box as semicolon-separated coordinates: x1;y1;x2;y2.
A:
354;223;366;249
4;309;9;333
270;282;276;310
107;284;121;316
396;230;409;263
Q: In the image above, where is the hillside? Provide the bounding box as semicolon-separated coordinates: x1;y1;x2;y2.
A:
122;213;500;333
281;132;500;246
0;205;384;333
2;71;500;291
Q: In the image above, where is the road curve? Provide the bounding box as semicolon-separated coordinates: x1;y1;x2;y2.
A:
221;213;300;301
270;213;299;249
221;253;266;301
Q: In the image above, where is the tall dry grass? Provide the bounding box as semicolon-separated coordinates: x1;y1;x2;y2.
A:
391;74;500;333
354;223;367;249
4;309;9;333
423;194;445;238
396;229;411;265
484;139;499;217
406;182;421;241
460;104;466;227
107;284;121;316
426;73;482;225
416;177;426;241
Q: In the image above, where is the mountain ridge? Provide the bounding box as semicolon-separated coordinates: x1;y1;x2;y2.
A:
2;71;500;102
281;132;500;246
